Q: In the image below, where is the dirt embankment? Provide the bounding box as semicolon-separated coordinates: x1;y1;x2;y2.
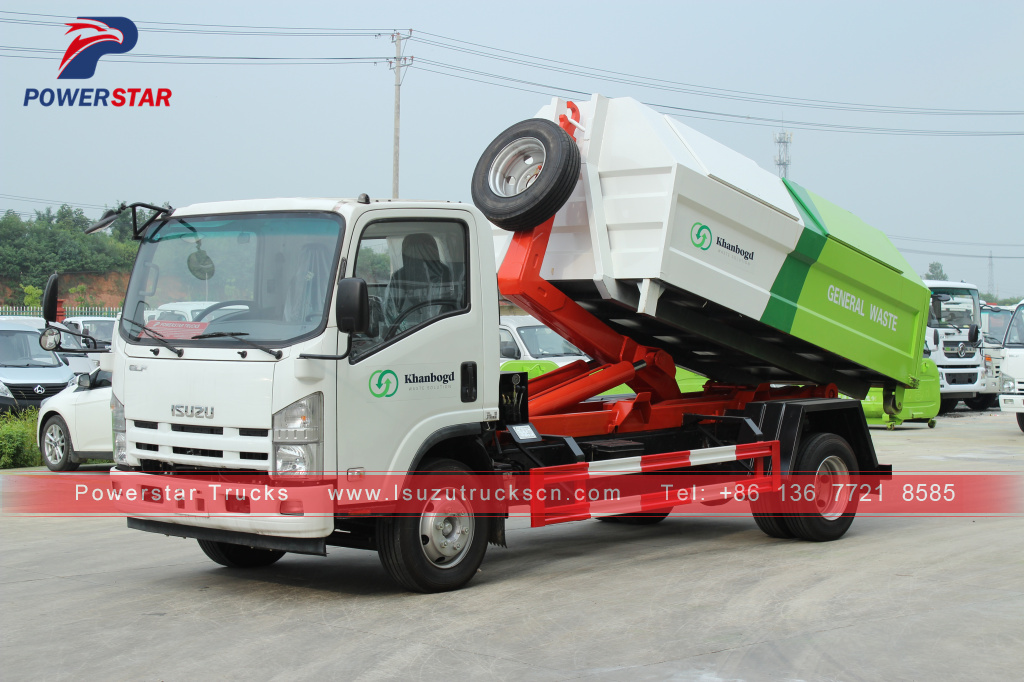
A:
0;272;130;308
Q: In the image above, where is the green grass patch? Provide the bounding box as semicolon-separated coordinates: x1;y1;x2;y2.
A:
0;408;41;469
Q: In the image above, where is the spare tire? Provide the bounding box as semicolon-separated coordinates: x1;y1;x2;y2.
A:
471;118;581;232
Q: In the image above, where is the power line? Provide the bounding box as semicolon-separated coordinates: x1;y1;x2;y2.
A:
900;248;1024;260
0;193;107;209
3;11;1018;117
410;61;1023;137
889;235;1024;248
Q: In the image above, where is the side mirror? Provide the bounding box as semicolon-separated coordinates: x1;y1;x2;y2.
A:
336;278;369;334
931;293;951;302
42;274;58;323
968;324;979;344
39;327;62;351
77;373;92;388
87;208;120;233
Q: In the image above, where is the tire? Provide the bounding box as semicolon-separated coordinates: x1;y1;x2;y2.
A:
785;433;859;542
938;399;959;415
1017;413;1024;434
197;539;285;568
596;509;671;525
40;415;79;472
376;458;490;593
471;118;581;232
963;394;996;411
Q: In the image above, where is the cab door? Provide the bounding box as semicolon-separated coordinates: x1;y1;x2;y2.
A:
337;208;491;473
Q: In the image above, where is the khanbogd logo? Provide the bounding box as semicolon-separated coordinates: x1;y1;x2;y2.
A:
690;222;712;250
369;370;399;398
22;16;172;108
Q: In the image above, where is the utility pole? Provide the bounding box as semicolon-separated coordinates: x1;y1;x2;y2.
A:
390;31;413;199
988;250;996;298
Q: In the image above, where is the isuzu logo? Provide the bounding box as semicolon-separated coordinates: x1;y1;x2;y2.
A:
171;405;215;419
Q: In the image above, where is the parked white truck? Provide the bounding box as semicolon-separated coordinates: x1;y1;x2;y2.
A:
924;280;985;413
998;300;1024;432
41;95;929;592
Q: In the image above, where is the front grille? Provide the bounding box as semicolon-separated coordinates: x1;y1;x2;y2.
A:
947;373;978;385
239;428;269;437
172;446;223;458
135;420;158;430
171;424;224;435
7;383;66;401
137;442;159;452
240;452;268;461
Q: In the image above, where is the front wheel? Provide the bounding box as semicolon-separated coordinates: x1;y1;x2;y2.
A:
938;399;959;415
376;459;490;592
41;415;79;472
964;394;996;411
785;433;859;542
197;540;285;568
1017;413;1024;433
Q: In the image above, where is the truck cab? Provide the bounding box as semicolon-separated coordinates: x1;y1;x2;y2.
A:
998;300;1024;432
924;280;985;412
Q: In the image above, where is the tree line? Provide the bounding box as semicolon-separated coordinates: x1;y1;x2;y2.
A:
0;203;164;306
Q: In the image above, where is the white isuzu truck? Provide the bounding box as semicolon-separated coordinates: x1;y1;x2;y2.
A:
998;300;1024;432
923;280;985;413
41;95;929;592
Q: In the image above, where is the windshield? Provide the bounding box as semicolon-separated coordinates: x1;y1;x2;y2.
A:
0;329;62;368
981;308;1013;345
928;288;980;329
515;325;584;358
121;212;344;346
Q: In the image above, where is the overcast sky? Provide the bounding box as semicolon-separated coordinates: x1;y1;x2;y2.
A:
2;1;1022;298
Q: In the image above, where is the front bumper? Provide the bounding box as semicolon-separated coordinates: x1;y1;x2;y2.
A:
998;394;1024;413
110;469;333;539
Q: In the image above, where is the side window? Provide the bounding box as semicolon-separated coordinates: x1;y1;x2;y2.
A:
350;220;468;362
1008;310;1024;346
499;329;520;359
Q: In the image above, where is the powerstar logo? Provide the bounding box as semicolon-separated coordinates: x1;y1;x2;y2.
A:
22;16;172;108
369;370;399;398
690;222;712;250
58;17;138;79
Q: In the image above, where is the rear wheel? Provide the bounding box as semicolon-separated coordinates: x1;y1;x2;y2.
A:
964;394;996;411
197;540;285;568
785;433;859;542
376;459;490;593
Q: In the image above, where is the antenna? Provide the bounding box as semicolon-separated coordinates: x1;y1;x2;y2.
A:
773;128;792;178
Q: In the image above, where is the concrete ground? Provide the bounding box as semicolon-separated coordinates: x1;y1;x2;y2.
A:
2;408;1021;681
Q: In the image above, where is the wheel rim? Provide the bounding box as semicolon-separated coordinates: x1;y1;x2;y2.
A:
419;496;475;569
44;424;66;465
813;455;850;521
488;137;546;197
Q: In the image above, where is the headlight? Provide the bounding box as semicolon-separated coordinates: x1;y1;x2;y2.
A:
111;394;127;464
272;393;323;476
1003;374;1017;394
0;381;11;399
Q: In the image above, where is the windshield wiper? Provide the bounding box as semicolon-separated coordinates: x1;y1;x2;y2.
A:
122;318;184;357
191;331;282;359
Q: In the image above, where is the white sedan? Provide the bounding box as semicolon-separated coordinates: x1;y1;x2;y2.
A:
37;368;113;471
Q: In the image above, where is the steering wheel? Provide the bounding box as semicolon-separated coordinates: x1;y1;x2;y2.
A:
383;300;458;341
194;300;253;322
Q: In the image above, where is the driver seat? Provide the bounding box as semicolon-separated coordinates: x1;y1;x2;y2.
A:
381;233;454;335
